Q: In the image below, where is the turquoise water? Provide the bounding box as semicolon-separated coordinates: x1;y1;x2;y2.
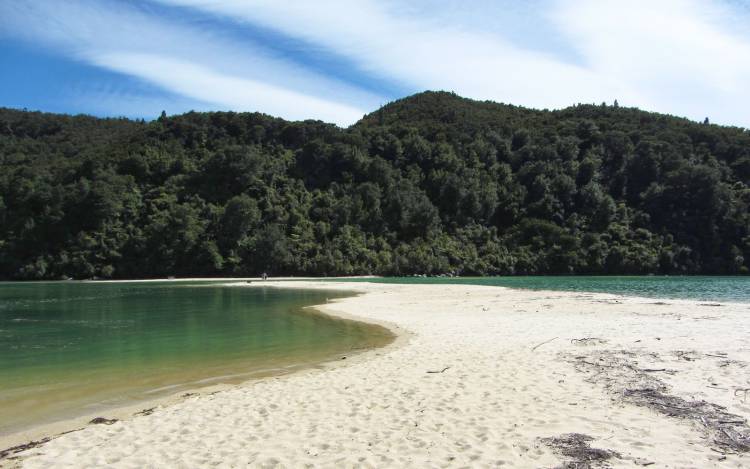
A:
330;276;750;303
0;282;390;435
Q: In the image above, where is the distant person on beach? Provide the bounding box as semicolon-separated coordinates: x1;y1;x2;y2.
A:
262;272;268;280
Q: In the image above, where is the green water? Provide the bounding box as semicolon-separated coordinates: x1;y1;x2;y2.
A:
0;282;391;435
331;276;750;303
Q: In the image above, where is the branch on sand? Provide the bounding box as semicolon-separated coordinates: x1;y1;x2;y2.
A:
532;337;558;351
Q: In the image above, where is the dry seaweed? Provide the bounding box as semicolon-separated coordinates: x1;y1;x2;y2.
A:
89;417;118;425
568;351;750;453
0;438;51;461
134;407;156;416
540;433;620;469
571;338;608;346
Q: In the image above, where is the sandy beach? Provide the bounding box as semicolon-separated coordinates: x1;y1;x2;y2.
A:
4;281;750;468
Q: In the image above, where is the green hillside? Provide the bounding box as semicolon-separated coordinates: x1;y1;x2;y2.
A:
1;91;749;279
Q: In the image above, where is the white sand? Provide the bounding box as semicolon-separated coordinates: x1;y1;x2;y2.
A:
5;281;750;468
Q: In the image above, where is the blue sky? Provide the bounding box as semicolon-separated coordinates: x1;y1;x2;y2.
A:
2;0;750;127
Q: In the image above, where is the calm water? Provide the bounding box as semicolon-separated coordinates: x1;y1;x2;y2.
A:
0;282;391;435
332;276;750;303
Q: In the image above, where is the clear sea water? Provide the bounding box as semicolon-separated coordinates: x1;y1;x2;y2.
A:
2;276;746;436
329;276;750;303
0;281;390;435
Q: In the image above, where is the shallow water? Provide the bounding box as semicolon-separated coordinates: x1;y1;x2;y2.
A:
331;276;750;303
0;281;391;435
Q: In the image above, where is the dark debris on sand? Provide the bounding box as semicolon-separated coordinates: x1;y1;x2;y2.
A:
0;438;51;462
569;350;750;454
89;417;118;425
540;433;620;469
134;407;156;416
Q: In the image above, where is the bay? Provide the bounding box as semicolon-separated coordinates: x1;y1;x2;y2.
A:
0;281;391;435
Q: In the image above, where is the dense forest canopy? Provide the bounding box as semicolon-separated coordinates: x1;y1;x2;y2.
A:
1;91;749;279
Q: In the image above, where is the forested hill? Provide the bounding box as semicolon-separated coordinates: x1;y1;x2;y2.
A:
1;91;749;280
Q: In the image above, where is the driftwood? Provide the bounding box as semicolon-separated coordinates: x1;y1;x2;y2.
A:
735;388;750;403
426;366;450;374
532;337;559;351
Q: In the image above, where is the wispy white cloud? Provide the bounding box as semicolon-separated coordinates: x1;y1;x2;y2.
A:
61;76;216;119
157;0;627;109
92;53;367;123
0;0;377;125
551;0;750;125
3;0;750;126
158;0;750;127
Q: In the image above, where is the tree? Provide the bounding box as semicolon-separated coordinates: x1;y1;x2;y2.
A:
219;194;261;251
0;91;748;279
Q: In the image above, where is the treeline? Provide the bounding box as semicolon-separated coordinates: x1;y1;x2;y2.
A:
1;91;749;279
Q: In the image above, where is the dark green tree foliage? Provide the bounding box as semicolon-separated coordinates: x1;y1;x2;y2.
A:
1;91;749;279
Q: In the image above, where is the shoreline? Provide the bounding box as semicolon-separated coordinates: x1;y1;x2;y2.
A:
0;284;396;453
5;281;750;467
